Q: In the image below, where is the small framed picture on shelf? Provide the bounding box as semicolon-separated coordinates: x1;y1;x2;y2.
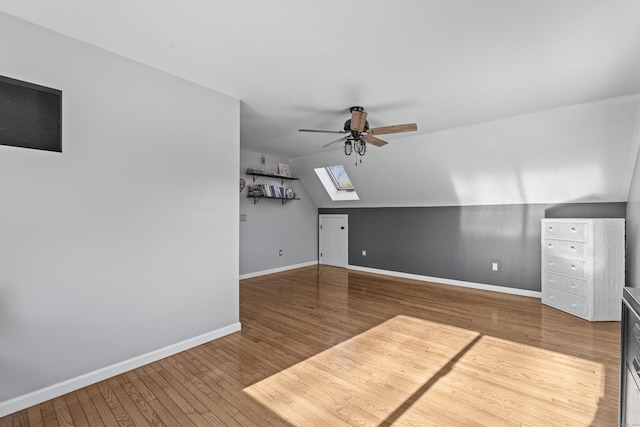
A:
278;163;291;177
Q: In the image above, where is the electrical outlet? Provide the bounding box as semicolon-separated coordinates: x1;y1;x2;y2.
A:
362;249;367;256
279;249;283;256
491;259;501;272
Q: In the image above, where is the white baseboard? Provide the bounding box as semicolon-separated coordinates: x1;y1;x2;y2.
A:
0;322;242;418
347;265;541;299
240;260;318;280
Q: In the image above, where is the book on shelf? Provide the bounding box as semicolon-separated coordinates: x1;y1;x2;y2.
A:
247;183;296;200
247;184;263;196
246;167;264;174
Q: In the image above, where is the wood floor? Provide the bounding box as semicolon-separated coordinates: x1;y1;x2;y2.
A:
1;265;621;426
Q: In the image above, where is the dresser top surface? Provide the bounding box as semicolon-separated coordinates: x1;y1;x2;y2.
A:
541;218;625;222
623;287;640;315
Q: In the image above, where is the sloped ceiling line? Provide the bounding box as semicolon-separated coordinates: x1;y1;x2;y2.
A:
290;95;640;208
1;1;640;207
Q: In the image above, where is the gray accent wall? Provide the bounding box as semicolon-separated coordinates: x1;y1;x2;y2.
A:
320;202;626;292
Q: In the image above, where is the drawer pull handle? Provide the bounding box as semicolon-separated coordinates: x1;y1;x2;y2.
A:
548;243;553;248
571;227;576;232
548;261;554;265
570;246;576;251
548;226;553;231
571;265;577;270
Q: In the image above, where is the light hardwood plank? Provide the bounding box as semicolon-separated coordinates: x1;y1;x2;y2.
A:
113;374;164;426
73;389;104;427
51;397;73;427
104;377;151;427
95;382;134;426
0;265;621;426
125;369;194;427
25;406;44;427
85;384;119;426
38;401;59;427
61;393;88;426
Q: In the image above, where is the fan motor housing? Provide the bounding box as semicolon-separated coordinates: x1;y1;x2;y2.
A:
344;119;369;132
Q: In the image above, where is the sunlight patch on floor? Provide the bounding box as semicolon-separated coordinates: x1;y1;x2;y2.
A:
243;315;605;426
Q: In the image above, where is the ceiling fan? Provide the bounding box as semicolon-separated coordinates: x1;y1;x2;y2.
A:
299;106;417;157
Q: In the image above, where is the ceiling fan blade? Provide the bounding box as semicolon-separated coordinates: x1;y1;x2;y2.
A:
323;136;348;148
368;123;417;135
350;110;368;132
299;129;348;134
363;134;388;147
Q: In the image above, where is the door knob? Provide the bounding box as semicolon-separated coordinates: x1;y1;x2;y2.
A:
340;226;345;230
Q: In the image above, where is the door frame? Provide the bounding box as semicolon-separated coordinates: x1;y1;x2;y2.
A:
318;214;349;267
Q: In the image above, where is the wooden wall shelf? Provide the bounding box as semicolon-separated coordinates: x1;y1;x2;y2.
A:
245;169;300;205
247;195;300;205
246;170;300;185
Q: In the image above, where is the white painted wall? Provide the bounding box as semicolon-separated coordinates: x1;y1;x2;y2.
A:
625;102;640;288
239;149;317;277
0;12;240;411
291;96;640;208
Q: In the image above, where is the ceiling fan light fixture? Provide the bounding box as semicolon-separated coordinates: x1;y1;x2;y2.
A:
354;138;366;156
344;140;353;156
299;105;417;159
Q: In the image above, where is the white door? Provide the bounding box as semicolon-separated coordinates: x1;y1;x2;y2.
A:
319;214;348;268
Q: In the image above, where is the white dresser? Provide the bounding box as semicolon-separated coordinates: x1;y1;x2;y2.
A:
541;218;625;321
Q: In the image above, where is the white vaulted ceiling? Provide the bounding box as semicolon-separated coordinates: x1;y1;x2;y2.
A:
1;0;639;207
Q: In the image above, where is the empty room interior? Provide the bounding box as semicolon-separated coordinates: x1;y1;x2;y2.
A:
2;1;640;425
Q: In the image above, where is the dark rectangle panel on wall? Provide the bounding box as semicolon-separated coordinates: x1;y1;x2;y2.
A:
320;202;626;292
0;75;62;152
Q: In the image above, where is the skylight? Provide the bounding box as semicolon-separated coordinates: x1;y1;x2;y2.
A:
326;165;354;191
315;165;359;201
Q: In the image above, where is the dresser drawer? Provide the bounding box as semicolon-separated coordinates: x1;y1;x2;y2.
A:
543;289;589;318
543;255;587;279
624;300;640;365
542;239;587;259
542;221;587;240
542;271;589;297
